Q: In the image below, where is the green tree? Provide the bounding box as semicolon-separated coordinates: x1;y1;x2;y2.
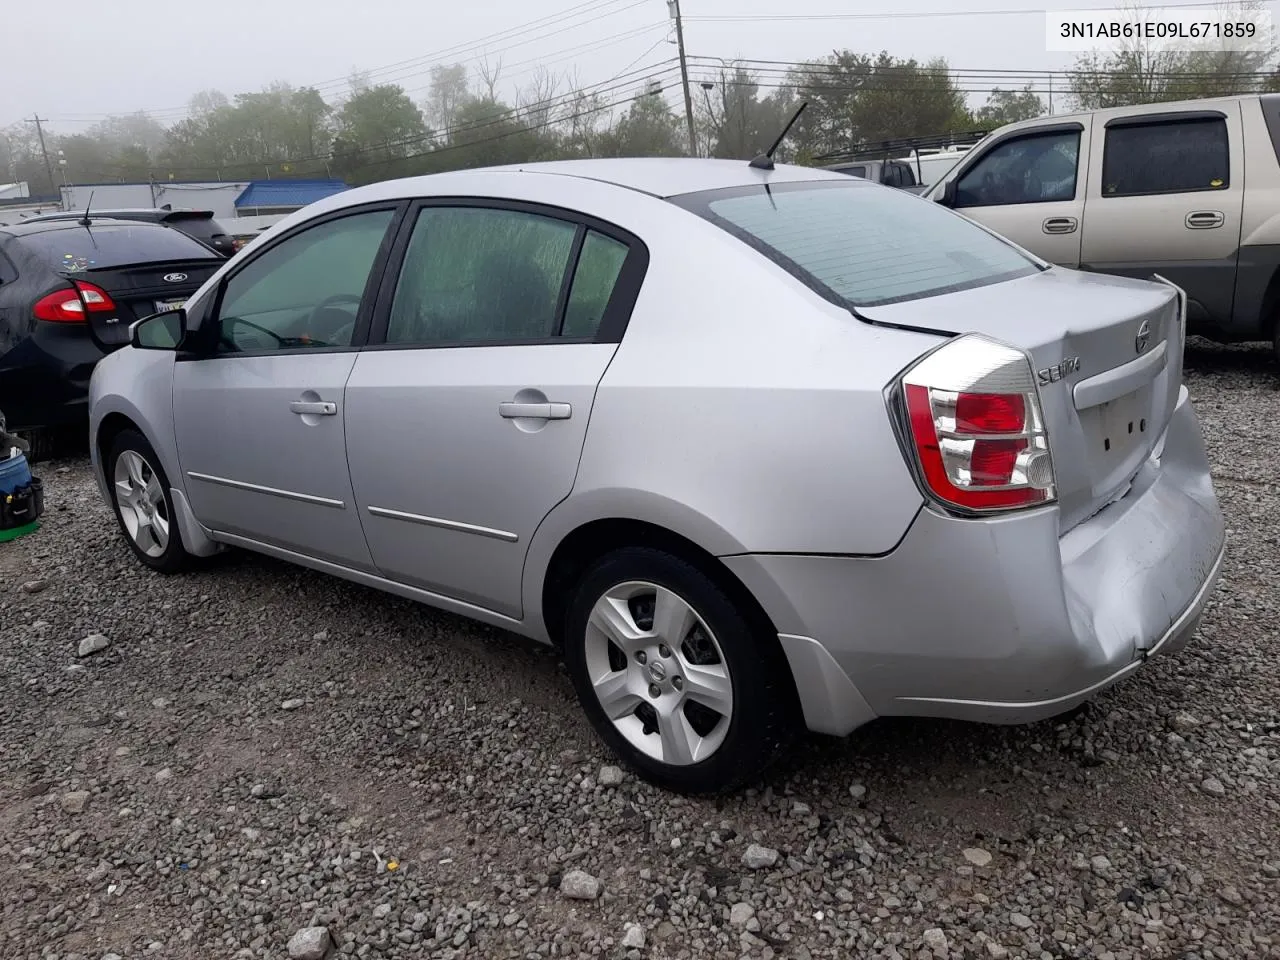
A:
787;51;970;159
699;66;796;160
975;85;1045;128
424;64;472;134
598;91;686;157
332;84;430;181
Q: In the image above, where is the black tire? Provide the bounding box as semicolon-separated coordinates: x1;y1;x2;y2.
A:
563;546;798;794
106;429;193;574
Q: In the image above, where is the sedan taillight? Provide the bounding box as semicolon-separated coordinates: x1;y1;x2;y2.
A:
33;281;117;323
895;334;1056;514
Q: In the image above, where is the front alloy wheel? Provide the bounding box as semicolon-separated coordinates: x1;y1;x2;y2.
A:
564;547;798;794
113;449;170;558
107;429;192;573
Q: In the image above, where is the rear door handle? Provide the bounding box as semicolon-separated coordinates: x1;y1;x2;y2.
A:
499;401;572;420
1186;210;1224;229
290;400;337;416
1042;216;1078;234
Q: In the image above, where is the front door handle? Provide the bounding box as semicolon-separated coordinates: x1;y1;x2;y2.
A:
1042;216;1078;234
290;400;337;416
1186;210;1224;229
499;401;572;420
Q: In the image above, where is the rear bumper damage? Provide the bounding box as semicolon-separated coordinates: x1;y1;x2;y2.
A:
724;386;1225;735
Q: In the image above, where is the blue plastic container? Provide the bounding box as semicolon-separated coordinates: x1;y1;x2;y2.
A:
0;451;32;495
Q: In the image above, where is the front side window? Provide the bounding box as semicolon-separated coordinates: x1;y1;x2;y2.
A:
954;130;1080;207
1102;117;1229;197
215;209;394;353
386;206;581;345
672;179;1039;307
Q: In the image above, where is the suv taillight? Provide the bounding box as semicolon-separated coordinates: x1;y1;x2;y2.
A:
33;281;117;323
894;334;1056;513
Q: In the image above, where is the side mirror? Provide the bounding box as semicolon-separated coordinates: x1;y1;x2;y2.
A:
939;179;958;208
129;308;186;351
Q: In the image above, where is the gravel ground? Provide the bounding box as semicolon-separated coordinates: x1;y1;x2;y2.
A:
2;340;1278;960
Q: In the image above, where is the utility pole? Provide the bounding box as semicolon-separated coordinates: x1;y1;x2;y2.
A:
668;0;698;157
25;115;56;197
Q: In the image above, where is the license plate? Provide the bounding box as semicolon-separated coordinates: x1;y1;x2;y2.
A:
154;298;186;314
1097;390;1150;458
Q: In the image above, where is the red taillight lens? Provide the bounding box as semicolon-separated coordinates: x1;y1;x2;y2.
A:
898;336;1056;514
33;281;117;323
954;392;1025;434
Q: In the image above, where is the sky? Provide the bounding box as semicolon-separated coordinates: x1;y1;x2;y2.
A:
4;0;1279;134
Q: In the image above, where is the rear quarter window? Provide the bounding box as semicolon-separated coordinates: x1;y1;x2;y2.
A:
15;224;221;272
671;179;1039;307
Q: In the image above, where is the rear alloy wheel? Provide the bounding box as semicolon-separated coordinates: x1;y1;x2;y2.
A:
108;430;192;573
564;547;796;793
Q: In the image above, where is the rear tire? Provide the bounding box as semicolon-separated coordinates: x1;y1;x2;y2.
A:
563;546;797;794
106;429;192;574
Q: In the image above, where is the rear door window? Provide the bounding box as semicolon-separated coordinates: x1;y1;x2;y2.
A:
1101;117;1229;197
672;179;1039;307
16;224;221;272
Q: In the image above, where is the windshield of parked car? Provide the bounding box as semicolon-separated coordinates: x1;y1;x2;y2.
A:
671;178;1040;307
16;223;222;272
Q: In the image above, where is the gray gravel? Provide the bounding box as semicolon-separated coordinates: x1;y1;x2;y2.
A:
2;339;1278;960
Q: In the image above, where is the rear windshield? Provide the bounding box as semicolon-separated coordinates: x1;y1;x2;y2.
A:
16;223;221;272
670;179;1040;307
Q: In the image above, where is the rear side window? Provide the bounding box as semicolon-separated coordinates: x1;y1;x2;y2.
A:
15;224;221;272
563;231;629;338
1102;117;1229;197
673;179;1039;307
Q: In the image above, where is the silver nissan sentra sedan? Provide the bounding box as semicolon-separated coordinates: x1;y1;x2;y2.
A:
88;158;1226;794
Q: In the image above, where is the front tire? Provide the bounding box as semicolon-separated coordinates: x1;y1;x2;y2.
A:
563;547;797;794
107;429;192;573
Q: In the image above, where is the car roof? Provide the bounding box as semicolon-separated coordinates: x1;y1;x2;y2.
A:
323;158;853;211
476;157;850;198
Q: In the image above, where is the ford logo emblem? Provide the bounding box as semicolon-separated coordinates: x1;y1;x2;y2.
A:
163;272;188;283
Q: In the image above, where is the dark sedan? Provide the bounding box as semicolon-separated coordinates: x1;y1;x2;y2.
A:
0;217;222;457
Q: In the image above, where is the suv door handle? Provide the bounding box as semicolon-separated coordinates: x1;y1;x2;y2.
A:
289;400;337;416
499;401;572;420
1042;216;1078;234
1186;210;1224;229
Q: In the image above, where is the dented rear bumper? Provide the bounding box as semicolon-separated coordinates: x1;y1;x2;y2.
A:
723;386;1225;735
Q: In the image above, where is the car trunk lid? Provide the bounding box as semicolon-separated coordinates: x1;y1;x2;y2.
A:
62;260;219;349
860;267;1185;534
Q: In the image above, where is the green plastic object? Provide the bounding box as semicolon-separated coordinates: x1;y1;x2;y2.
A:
0;520;38;543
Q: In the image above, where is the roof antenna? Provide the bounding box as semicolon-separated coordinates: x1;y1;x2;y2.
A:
749;101;807;171
77;190;95;227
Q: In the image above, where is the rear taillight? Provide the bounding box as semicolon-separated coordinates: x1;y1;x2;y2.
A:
895;335;1056;513
33;281;117;324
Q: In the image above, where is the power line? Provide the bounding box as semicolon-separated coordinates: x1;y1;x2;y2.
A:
57;0;652;124
684;0;1253;22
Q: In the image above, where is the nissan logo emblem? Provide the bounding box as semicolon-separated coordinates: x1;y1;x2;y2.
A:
163;272;188;283
1135;319;1151;354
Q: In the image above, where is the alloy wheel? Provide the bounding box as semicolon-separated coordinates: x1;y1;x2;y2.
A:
583;580;734;766
113;449;170;558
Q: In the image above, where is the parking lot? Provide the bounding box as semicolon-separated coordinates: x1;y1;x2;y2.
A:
0;340;1275;960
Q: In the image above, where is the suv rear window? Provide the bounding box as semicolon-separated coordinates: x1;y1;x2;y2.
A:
16;223;221;271
671;179;1039;307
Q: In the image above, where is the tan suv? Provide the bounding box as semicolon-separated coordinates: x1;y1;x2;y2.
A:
924;93;1280;362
